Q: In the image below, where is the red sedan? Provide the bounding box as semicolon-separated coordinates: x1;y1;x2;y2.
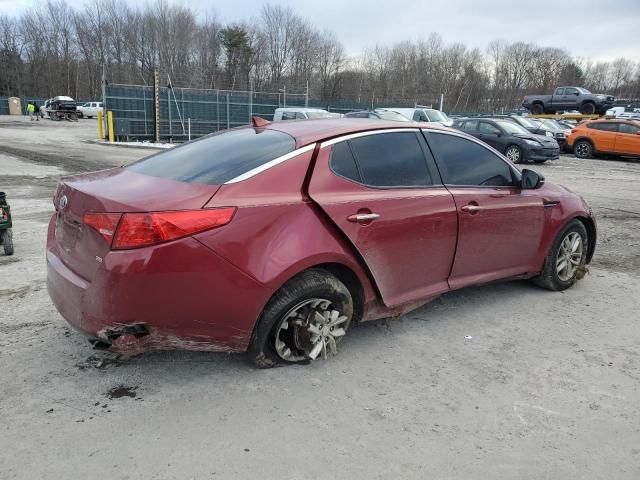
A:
47;118;596;367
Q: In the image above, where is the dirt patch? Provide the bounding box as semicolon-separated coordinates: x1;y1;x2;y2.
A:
106;385;138;399
0;145;114;173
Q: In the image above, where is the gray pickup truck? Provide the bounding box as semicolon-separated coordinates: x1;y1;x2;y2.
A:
522;87;614;115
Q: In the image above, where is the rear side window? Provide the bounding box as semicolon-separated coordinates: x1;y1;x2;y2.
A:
429;132;514;187
479;122;501;135
556;88;565;95
461;119;479;132
330;132;432;187
588;123;618;132
127;128;295;184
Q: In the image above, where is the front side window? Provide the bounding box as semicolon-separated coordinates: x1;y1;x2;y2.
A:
479;122;501;135
413;111;428;122
127;128;296;185
565;87;578;95
280;111;297;120
330;132;432;187
428;132;515;187
619;123;639;134
556;88;565;95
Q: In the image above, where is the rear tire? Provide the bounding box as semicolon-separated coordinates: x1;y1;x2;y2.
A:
2;229;14;256
532;220;588;291
531;104;544;115
579;102;596;115
247;269;354;368
533;159;547;164
574;140;593;159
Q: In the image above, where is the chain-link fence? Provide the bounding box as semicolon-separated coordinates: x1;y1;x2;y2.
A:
104;82;427;142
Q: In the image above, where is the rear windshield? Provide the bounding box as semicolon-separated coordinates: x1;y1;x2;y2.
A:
127;128;296;184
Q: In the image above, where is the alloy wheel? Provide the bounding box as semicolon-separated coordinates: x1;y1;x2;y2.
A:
556;232;583;281
505;146;521;162
575;142;591;158
274;298;349;361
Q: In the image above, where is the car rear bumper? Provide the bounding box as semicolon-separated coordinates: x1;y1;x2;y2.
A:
46;215;274;355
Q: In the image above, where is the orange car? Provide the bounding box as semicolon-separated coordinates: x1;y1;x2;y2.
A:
567;119;640;158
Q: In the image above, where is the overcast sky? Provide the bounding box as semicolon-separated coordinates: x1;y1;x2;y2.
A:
4;0;640;62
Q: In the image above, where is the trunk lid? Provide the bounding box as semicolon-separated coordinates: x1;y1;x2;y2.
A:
53;168;220;281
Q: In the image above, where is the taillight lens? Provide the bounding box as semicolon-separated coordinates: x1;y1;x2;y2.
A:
112;207;235;250
84;213;122;243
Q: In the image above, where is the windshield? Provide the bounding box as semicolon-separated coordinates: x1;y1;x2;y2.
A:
515;117;538;128
377;111;411;122
425;109;448;122
306;111;339;119
539;119;559;130
494;120;530;135
577;87;591;94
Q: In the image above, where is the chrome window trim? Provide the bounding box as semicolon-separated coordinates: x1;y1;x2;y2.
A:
320;128;421;148
224;143;316;184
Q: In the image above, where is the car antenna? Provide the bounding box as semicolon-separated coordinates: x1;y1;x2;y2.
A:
252;116;270;128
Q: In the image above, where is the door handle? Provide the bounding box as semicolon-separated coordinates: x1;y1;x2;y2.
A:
347;213;380;223
461;204;483;214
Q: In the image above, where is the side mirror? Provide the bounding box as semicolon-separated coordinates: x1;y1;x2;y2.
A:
521;169;545;189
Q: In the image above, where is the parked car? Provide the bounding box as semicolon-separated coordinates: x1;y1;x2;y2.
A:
47;118;595;367
77;101;103;119
44;96;78;121
567;119;640;159
273;107;340;121
388;107;453;126
533;118;569;149
452;117;560;163
492;115;551;136
344;109;411;122
523;86;615;115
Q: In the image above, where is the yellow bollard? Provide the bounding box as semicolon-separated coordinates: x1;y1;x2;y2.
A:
97;111;104;139
107;111;114;143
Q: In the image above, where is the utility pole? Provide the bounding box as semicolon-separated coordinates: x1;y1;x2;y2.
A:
439;93;444;111
154;70;160;142
101;64;107;136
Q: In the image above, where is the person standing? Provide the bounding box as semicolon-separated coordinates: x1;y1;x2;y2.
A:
27;101;36;121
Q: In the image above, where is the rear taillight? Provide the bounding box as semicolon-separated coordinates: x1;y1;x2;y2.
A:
84;213;122;243
112;208;235;250
84;208;235;250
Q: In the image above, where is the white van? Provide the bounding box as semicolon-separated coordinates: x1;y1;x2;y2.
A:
387;107;453;126
273;107;341;121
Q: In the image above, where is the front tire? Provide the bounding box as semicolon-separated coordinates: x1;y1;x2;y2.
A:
248;269;354;368
532;220;588;291
2;229;14;255
574;140;593;159
505;145;523;163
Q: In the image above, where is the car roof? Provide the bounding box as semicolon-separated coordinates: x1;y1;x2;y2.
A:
275;107;328;112
263;118;451;147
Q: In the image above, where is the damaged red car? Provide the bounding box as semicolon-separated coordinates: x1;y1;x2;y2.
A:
47;118;596;367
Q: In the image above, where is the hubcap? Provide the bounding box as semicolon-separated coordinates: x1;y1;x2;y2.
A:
506;147;520;162
556;232;584;281
274;298;349;362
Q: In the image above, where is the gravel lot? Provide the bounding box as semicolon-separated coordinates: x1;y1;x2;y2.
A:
1;116;639;479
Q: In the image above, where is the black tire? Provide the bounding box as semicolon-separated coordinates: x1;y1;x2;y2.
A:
533;159;547;164
247;269;354;369
77;112;84;119
2;229;14;256
574;139;593;159
579;102;596;115
504;145;523;163
530;103;544;115
532;220;588;291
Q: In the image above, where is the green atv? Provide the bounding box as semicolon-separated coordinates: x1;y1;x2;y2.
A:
0;192;14;256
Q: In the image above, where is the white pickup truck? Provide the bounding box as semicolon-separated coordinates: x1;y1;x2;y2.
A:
76;101;103;119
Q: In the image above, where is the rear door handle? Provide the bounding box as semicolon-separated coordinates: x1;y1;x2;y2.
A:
461;204;483;214
347;213;380;223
